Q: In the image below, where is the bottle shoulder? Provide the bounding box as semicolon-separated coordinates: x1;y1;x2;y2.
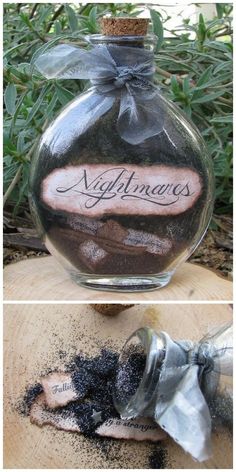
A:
38;86;210;165
39;88;115;152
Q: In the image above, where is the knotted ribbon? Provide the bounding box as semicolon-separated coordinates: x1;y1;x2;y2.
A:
35;43;165;145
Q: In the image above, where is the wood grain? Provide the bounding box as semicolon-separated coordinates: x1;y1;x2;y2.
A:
4;255;232;301
4;303;232;469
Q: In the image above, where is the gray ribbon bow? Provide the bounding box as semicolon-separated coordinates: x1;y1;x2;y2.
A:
152;329;233;462
35;43;164;144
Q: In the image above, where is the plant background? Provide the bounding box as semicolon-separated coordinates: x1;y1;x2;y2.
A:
3;2;233;275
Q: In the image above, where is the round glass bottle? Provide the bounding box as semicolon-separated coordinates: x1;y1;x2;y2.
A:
29;18;214;292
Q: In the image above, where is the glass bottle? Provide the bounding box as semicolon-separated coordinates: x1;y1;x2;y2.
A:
29;18;214;292
113;324;233;459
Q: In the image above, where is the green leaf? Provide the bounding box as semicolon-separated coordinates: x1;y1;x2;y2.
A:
13;163;29;215
19;13;32;28
55;20;62;35
9;90;28;138
191;90;227;104
216;4;224;19
17;132;25;153
197;13;206;42
7;64;28;82
56;85;75;106
193;72;232;92
4;83;17;115
4;41;37;58
26;84;50;125
205;40;233;54
214;61;232;74
211;115;233;124
38;6;53;24
150;9;164;52
183;77;190;95
46;92;58;116
196;65;213;87
171;75;180;95
89;6;97;29
183;103;192;116
205;18;224;32
65;5;78;32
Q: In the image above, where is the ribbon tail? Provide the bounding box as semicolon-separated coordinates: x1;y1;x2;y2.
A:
35;44;117;80
155;365;212;462
117;86;165;145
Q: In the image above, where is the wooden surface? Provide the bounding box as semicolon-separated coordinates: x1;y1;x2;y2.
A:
4;303;232;469
4;255;232;301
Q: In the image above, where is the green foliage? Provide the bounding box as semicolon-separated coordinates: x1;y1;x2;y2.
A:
3;3;233;215
150;9;164;51
4;83;17;115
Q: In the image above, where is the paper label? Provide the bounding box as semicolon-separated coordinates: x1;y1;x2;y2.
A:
42;164;202;217
96;417;167;441
41;372;77;408
30;395;166;441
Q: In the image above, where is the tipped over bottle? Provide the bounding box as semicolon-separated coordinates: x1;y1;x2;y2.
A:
113;324;233;461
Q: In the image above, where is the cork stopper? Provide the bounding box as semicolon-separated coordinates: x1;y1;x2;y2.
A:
100;17;149;36
91;304;134;316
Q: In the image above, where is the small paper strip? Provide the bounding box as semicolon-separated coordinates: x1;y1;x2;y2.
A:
41;372;77;408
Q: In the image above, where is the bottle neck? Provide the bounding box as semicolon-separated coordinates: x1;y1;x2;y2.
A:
86;33;157;51
87;34;156;86
113;327;165;419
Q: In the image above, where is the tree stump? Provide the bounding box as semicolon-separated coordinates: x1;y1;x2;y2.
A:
4;255;232;301
4;303;232;468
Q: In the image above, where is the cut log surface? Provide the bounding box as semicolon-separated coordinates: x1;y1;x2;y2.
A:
4;303;232;468
4;255;232;301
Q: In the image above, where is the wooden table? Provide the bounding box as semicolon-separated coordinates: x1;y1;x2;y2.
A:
4;255;232;301
4;303;232;469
